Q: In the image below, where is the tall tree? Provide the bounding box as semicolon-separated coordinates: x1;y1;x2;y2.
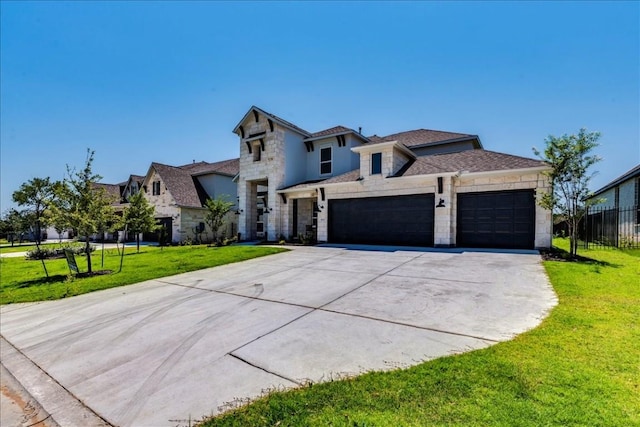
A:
204;196;234;245
0;208;30;246
534;128;602;257
12;177;54;245
120;191;157;253
63;149;117;273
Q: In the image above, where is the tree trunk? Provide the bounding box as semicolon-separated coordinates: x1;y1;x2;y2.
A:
85;236;92;273
136;232;140;253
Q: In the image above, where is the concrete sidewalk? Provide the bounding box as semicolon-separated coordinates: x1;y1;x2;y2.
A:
0;245;557;426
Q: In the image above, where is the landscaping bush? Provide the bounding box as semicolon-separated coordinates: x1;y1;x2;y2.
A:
25;243;95;260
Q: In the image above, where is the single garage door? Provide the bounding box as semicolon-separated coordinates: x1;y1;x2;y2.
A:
457;190;535;249
328;194;434;246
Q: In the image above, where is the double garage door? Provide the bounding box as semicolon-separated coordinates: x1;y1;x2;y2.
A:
327;190;536;249
328;194;435;246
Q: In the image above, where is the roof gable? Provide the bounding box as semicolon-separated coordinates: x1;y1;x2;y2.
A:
148;162;208;208
233;105;310;137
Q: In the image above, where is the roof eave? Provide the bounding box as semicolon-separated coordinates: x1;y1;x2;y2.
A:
409;135;482;150
305;131;370;143
590;164;640;197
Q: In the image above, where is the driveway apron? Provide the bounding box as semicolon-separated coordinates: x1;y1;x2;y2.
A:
0;246;557;427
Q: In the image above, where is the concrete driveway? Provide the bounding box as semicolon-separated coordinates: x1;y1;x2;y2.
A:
0;245;557;427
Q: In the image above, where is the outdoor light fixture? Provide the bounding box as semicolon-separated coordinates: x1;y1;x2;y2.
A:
436;198;446;208
313;205;324;213
234;209;244;215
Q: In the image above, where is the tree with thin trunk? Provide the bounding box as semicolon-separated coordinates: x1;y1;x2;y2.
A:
120;191;158;253
204;196;234;245
12;177;54;245
533;129;602;257
62;149;117;273
12;177;55;276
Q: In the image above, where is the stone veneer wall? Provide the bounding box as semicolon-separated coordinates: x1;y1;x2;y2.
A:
144;168;181;243
237;115;287;240
316;170;552;249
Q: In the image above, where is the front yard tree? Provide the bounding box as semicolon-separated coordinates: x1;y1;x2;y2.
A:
12;177;54;245
63;149;117;273
120;191;157;253
47;180;73;242
204;196;234;245
0;208;30;245
534;128;602;257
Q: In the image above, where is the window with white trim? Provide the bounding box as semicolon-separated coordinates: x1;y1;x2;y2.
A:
320;147;332;175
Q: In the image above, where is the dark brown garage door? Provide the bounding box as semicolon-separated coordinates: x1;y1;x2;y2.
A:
328;194;434;246
457;190;535;249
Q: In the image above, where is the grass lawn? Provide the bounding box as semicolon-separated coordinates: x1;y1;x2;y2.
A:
202;240;640;426
0;245;287;304
0;241;65;254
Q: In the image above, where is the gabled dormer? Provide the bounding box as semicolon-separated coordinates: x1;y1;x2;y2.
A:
352;140;417;178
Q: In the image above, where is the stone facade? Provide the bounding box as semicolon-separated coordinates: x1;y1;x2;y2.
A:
144;168;182;242
235;106;553;249
237;115;288;240
313;169;552;248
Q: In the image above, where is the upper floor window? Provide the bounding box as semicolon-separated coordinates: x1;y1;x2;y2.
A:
253;145;261;162
371;152;382;175
320;147;332;175
152;181;161;196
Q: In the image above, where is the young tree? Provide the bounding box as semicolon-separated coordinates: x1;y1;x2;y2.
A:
63;149;117;273
12;177;54;245
204;196;234;245
47;180;73;242
533;128;602;257
120;191;158;253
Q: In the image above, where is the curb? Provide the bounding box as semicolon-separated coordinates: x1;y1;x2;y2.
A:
1;336;112;427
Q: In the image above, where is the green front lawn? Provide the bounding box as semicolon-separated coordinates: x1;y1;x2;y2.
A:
0;241;63;254
0;245;287;304
202;240;640;426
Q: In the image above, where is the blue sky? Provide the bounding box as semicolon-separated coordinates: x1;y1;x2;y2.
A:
1;1;638;212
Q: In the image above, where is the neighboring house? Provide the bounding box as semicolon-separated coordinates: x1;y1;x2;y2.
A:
234;105;552;249
121;174;146;202
142;158;239;243
586;164;640;247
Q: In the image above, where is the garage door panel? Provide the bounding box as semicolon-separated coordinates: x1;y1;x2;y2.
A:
329;194;434;246
457;190;535;249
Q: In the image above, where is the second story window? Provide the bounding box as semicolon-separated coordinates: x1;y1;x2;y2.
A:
371;152;382;175
320;147;332;175
253;144;261;162
152;181;161;196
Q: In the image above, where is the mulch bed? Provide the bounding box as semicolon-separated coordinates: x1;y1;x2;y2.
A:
75;270;113;278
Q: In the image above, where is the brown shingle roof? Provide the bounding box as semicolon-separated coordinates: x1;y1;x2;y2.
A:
307;126;354;139
92;182;123;204
151;162;209;208
381;129;478;148
398;150;548;177
180;158;239;177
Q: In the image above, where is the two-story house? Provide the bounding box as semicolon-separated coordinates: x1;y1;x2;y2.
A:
234;106;552;249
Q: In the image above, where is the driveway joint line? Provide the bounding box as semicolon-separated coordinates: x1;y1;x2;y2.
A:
316;309;500;343
228;353;303;386
0;335;114;427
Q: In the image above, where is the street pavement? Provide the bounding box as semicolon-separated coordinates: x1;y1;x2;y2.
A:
0;245;557;426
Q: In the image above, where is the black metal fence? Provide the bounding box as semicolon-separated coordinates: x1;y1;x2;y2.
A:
584;206;640;249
